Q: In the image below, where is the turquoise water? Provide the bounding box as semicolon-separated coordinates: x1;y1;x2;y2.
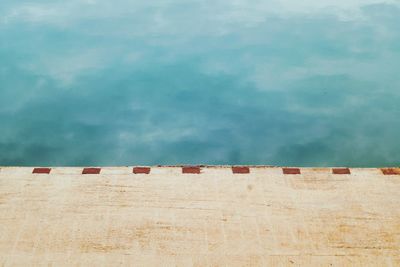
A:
1;1;400;166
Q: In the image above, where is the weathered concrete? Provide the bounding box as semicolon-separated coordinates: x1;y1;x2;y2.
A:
0;166;399;266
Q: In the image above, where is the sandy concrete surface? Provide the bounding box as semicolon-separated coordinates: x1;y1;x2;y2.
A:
0;166;399;266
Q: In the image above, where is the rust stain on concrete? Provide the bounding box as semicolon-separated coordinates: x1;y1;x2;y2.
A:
381;168;400;175
282;167;301;175
332;168;351;175
232;166;250;174
82;167;101;174
133;167;151;174
32;168;51;174
182;166;201;174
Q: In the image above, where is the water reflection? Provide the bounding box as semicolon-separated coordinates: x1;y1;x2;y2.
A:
0;1;399;166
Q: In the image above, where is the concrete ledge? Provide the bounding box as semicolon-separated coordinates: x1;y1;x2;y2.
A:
0;166;399;266
0;166;398;176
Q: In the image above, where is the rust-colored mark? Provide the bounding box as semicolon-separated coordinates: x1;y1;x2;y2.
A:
381;168;400;175
232;166;250;174
332;168;351;175
282;168;301;175
82;168;101;175
133;167;151;174
32;168;51;174
182;166;201;174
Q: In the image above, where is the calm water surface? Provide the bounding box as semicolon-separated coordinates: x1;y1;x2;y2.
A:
1;1;400;166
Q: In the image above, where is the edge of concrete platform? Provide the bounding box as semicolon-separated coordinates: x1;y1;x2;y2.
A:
0;166;399;176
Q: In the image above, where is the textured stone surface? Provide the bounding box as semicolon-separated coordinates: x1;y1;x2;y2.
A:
0;166;399;266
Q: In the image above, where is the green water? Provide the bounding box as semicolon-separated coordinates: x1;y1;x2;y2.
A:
1;1;400;166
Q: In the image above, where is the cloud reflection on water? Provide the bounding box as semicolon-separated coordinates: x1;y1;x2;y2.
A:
0;0;399;166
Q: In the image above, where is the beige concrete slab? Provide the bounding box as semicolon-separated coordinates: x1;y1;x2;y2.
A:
0;166;399;266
